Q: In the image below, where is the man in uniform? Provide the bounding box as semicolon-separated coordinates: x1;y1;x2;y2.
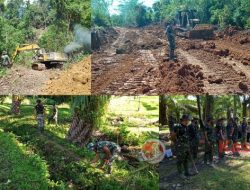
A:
87;141;121;174
34;99;45;133
165;21;176;61
215;118;226;160
187;117;199;160
241;117;248;150
172;114;191;179
227;117;240;156
204;117;215;166
48;103;58;125
1;51;12;67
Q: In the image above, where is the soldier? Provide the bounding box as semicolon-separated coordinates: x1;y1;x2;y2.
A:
204;117;215;167
187;117;199;160
241;117;248;150
1;51;12;67
226;117;240;156
48;103;58;125
165;21;176;61
87;141;121;174
172;114;192;179
215;118;226;160
34;99;45;133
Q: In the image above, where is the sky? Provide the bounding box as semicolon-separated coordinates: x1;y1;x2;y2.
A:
110;0;158;15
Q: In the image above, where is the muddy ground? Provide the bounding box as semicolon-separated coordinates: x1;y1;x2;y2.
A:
0;56;91;95
92;25;250;95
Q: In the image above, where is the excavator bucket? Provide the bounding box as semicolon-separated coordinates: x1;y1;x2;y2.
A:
188;24;215;39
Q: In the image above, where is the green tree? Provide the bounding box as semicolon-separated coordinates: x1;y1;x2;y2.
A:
67;96;110;145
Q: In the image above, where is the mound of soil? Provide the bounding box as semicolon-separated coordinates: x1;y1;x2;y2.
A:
42;56;91;95
158;61;204;94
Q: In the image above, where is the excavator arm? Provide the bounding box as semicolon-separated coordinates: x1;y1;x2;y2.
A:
12;44;41;61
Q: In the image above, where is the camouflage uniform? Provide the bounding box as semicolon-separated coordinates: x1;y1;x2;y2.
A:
1;54;11;66
165;24;176;60
174;124;190;175
96;141;121;174
188;123;199;159
204;123;215;163
215;123;226;159
35;104;45;133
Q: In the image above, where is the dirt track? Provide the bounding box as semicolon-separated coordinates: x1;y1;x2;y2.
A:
0;56;91;95
92;26;250;95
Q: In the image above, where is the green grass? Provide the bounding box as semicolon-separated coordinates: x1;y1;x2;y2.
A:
0;129;54;190
100;96;159;146
190;157;250;190
0;100;159;190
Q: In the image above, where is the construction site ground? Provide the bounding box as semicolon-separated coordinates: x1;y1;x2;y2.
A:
92;25;250;95
0;56;91;95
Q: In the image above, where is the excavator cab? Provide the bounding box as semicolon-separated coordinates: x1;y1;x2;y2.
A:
175;9;214;39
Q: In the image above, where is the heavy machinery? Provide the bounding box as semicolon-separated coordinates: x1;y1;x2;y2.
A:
13;44;68;70
175;9;214;39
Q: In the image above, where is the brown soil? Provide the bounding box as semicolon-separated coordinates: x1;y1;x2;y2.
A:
41;56;91;95
0;56;91;95
0;66;60;95
92;25;250;95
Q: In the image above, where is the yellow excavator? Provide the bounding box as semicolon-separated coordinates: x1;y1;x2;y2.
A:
12;44;68;70
175;9;215;39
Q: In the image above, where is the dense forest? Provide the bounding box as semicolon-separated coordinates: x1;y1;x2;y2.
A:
159;95;250;127
0;0;91;57
92;0;250;28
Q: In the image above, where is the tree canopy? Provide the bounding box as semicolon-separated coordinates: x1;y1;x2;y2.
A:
92;0;250;28
0;0;90;55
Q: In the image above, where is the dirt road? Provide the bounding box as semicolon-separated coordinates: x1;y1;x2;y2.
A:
92;26;250;95
0;56;91;95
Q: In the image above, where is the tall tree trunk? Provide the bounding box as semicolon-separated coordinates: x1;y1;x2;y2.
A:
159;95;167;126
67;96;110;146
196;95;204;129
67;110;93;146
204;95;214;122
233;95;237;117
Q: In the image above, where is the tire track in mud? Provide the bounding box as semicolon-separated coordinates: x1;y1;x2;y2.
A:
92;27;162;95
179;48;249;94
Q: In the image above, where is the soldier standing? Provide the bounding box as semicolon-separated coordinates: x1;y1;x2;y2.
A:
172;114;191;179
165;21;176;61
204;117;215;167
187;117;199;160
34;99;45;133
215;118;226;160
241;117;248;150
226;117;240;156
1;51;12;67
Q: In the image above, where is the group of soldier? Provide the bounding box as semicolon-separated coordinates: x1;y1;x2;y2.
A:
34;99;58;133
171;114;250;179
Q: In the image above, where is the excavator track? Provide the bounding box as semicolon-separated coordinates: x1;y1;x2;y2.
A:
32;63;46;71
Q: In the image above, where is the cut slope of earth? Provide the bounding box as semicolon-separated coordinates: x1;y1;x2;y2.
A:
42;56;91;95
